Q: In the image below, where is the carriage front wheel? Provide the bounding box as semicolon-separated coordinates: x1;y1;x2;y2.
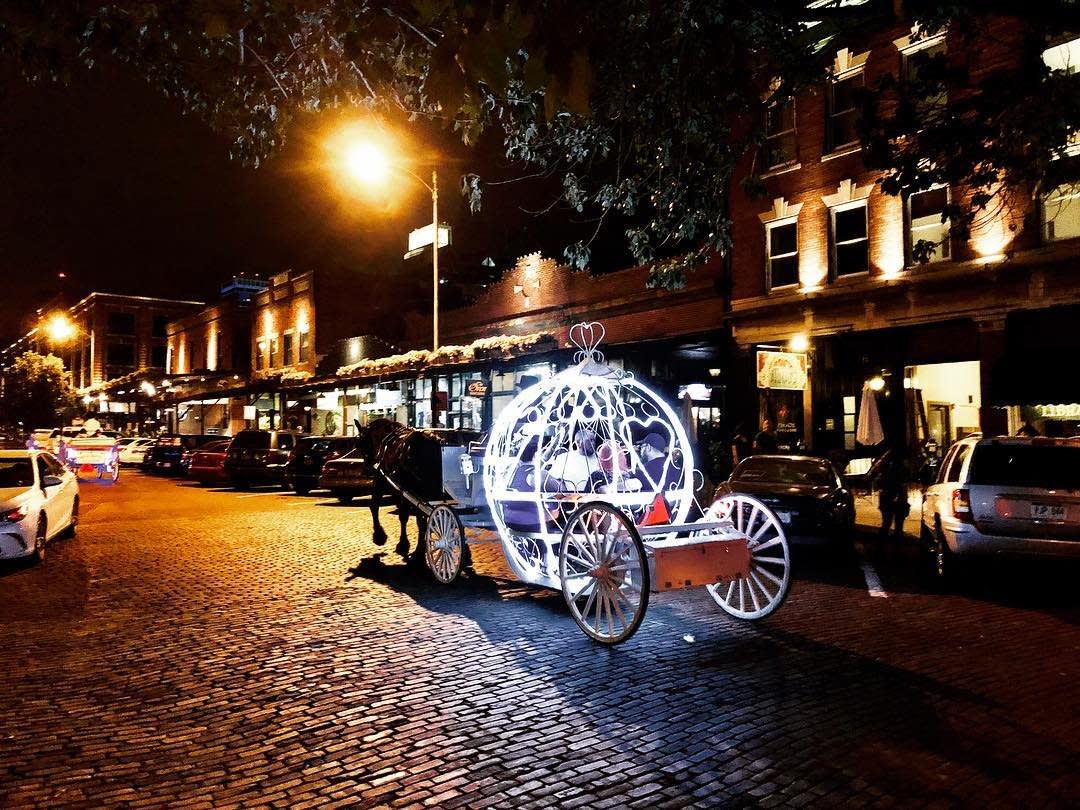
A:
424;505;465;584
559;503;650;645
704;494;790;620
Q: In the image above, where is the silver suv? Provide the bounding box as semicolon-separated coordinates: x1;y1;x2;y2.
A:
921;436;1080;579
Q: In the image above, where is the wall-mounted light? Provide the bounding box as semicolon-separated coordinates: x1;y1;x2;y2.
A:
708;368;722;378
789;333;810;353
868;376;886;392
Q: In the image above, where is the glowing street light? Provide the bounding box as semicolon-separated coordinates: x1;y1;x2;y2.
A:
43;311;76;345
336;135;444;352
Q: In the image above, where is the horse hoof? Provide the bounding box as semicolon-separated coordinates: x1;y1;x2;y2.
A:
373;530;388;546
394;541;410;559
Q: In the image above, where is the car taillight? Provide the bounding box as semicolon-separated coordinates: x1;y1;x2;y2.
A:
3;505;29;523
952;488;973;523
325;451;341;461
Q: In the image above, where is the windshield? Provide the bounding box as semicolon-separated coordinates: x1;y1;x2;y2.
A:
0;459;34;488
230;431;270;449
735;457;835;486
970;444;1080;490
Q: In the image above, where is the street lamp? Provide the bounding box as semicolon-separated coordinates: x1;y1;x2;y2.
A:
340;140;443;352
42;311;76;346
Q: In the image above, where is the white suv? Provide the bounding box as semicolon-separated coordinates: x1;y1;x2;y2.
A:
921;436;1080;579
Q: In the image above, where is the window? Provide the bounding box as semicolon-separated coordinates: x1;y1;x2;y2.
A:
107;312;136;336
298;331;311;363
256;340;268;371
283;333;294;366
764;97;797;170
944;443;970;483
107;342;135;366
269;337;279;368
152;315;169;338
151;344;167;368
830;202;869;277
1043;183;1080;242
766;220;799;289
907;187;951;263
1043;36;1080;74
903;39;947;120
827;72;863;151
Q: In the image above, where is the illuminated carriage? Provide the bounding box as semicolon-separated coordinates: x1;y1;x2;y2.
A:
416;323;791;644
65;420;121;482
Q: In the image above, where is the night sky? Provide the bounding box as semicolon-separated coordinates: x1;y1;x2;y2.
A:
0;61;612;348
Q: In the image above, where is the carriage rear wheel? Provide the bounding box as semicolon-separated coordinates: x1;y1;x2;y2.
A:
424;505;465;584
559;503;649;645
704;494;790;620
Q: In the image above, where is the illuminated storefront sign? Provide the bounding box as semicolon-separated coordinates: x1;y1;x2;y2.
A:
1033;403;1080;419
756;351;808;391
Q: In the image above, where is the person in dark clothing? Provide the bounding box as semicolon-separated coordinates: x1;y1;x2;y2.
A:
876;450;910;539
753;417;779;455
1016;422;1040;437
731;423;752;465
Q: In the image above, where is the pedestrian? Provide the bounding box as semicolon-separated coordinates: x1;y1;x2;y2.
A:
731;422;752;465
753;417;779;455
1016;422;1039;437
876;450;910;540
25;433;39;451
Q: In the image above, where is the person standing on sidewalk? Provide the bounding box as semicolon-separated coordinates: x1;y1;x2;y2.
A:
876;450;910;540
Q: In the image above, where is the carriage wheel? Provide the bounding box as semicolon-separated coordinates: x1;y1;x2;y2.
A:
704;494;790;620
559;503;650;645
424;505;465;584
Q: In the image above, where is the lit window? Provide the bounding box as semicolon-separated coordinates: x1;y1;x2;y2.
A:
269;337;279;368
256;340;267;371
283;333;294;366
907;187;951;263
1043;37;1080;74
766;220;799;289
1043;183;1080;241
827;72;863;152
764;97;797;170
903;39;947;121
831;202;869;277
298;331;311;363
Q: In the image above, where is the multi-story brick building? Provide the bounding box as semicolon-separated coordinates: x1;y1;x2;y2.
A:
725;11;1080;459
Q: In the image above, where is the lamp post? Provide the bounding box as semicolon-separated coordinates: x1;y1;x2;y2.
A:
342;142;443;352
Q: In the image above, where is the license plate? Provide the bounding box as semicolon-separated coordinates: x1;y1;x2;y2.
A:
1031;503;1066;521
775;510;791;525
162;462;172;468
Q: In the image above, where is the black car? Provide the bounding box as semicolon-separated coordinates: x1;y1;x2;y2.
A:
285;436;362;495
223;429;300;489
716;455;855;542
143;434;223;475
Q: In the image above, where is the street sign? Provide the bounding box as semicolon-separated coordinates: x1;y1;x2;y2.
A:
404;223;452;259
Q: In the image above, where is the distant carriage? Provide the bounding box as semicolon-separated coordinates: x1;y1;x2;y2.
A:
372;323;791;644
64;419;120;482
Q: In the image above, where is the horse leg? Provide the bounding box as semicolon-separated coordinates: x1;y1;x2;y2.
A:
394;498;411;559
410;512;429;567
370;475;388;546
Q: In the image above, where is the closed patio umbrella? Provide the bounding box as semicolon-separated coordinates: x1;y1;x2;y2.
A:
856;382;885;447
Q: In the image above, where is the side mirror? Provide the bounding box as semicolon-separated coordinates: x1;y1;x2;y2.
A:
42;475;63;488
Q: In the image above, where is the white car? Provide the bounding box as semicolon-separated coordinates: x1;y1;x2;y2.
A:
921;435;1080;579
118;438;154;466
0;450;80;563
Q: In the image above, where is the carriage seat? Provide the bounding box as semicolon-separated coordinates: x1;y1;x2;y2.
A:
502;462;565;533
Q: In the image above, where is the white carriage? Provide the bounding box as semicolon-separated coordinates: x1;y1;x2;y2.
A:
65;420;121;482
411;323;791;644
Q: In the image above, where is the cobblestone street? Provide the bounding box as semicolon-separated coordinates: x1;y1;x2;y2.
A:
2;473;1078;808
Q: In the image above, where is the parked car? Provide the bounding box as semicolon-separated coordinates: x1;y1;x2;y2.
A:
0;449;79;563
716;454;855;542
180;438;229;475
118;437;155;466
285;436;362;495
223;430;300;489
921;436;1080;580
187;439;233;484
143;434;223;474
319;448;375;503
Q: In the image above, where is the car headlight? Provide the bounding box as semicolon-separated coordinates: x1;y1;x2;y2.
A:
3;505;29;523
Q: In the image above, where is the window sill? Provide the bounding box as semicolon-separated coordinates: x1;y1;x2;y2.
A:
767;283;801;295
759;162;802;179
821;144;862;162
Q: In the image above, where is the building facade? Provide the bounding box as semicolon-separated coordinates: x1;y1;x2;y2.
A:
725;15;1080;465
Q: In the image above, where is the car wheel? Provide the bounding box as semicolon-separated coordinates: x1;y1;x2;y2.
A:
33;516;47;563
64;497;79;538
922;519;956;587
294;483;312;496
335;491;354;504
234;478;250;491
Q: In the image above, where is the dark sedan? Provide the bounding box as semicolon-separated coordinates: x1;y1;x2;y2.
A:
716;455;854;543
143;434;223;475
285;436;362;495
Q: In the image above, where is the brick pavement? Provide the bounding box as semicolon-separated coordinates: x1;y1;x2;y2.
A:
1;473;1077;808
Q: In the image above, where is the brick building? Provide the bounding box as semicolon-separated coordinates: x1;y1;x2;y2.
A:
725;12;1080;460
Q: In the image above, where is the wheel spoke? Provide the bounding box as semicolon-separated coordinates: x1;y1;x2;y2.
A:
752;564;785;588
